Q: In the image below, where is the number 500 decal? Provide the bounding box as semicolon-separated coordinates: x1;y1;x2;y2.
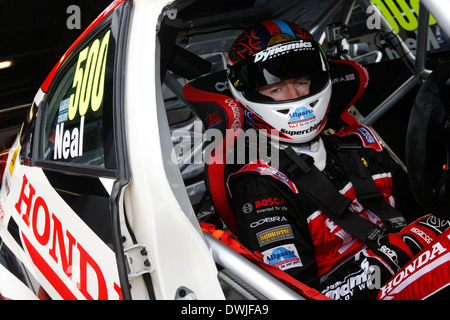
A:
69;30;111;121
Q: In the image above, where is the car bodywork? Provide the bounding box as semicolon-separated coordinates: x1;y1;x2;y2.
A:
0;0;449;300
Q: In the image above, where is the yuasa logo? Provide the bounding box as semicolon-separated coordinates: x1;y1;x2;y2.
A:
255;197;285;208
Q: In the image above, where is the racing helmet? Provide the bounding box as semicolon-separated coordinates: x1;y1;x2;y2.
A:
227;20;331;143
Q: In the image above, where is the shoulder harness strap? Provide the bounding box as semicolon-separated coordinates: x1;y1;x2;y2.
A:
282;147;385;246
335;143;407;232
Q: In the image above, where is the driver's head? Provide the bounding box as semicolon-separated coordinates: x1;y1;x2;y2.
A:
227;20;331;144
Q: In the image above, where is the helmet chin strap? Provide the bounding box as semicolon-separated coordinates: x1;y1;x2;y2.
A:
278;136;327;171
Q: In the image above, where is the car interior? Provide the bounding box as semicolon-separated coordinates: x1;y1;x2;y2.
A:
154;0;450;299
158;0;450;226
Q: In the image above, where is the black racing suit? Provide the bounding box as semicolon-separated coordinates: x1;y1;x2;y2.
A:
225;125;438;300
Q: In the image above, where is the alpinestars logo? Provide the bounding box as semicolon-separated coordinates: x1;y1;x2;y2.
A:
254;40;313;63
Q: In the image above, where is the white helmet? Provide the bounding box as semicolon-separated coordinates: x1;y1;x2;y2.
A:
227;20;331;144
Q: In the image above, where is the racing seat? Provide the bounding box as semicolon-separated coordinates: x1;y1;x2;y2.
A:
183;59;369;235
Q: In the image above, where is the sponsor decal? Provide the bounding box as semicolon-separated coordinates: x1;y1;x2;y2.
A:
0;201;4;224
262;244;302;271
242;202;253;214
268;34;295;46
255;197;285;208
336;125;383;152
252;198;288;214
254;40;313;63
13;174;121;299
378;238;449;300
288;107;316;128
57;98;70;124
243;108;254;124
254;166;298;194
322;256;380;300
224;98;242;129
331;73;356;84
256;224;293;246
410;227;433;245
214;81;229;92
205;111;222;128
357;127;378;146
9;145;19;176
281;121;322;136
250;216;288;228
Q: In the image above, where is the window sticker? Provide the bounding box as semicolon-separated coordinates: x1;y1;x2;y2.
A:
48;29;111;162
53;116;84;160
57;98;70;124
69;30;110;121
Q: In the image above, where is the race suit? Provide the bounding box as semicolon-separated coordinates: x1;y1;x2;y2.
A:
225;125;450;300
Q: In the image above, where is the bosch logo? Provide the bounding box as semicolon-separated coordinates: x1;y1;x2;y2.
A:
255;197;285;208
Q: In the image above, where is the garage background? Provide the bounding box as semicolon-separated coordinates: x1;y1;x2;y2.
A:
0;0;112;150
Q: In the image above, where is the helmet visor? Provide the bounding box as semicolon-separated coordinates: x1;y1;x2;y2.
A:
229;39;329;101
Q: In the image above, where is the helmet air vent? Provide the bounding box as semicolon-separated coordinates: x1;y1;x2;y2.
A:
309;100;319;108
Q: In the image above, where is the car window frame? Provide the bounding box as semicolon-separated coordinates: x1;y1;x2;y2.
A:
32;12;119;179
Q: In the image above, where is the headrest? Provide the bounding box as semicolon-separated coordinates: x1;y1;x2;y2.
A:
327;59;369;129
183;70;243;135
183;71;243;234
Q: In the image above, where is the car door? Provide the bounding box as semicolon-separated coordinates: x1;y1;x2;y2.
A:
0;1;131;300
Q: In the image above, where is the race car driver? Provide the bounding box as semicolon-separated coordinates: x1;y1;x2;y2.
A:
224;20;450;299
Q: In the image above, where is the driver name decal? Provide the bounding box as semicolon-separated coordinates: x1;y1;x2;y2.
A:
54;115;84;160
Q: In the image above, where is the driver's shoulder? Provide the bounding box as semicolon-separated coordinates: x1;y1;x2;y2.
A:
323;124;384;153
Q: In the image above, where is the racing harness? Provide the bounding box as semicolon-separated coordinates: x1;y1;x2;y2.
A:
281;143;408;254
